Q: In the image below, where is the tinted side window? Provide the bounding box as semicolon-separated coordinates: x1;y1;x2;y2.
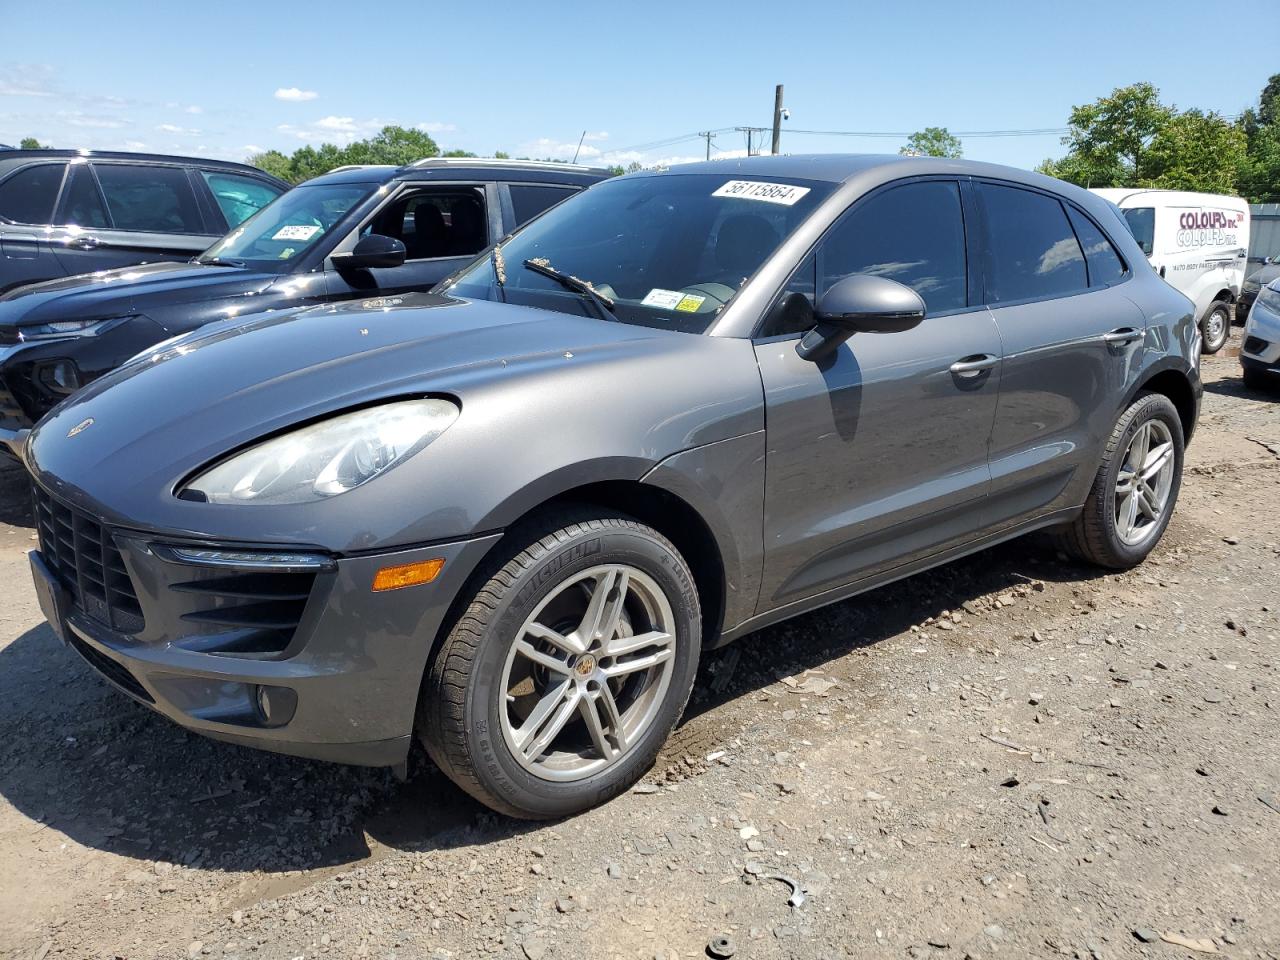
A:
509;184;576;227
363;186;488;260
981;184;1086;303
1067;207;1126;287
0;163;67;224
201;171;283;229
61;165;110;228
93;164;203;234
821;180;968;312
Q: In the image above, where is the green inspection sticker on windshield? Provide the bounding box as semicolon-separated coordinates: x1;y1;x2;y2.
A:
712;180;811;206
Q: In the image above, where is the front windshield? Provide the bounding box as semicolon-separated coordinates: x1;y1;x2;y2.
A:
199;182;376;267
448;173;834;332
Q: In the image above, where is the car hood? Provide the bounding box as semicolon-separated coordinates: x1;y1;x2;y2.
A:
27;293;762;549
1246;265;1280;287
0;261;279;330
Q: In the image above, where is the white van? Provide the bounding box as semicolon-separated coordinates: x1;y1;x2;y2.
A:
1091;189;1250;353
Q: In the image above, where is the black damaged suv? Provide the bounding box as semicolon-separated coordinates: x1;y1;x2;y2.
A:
0;158;608;455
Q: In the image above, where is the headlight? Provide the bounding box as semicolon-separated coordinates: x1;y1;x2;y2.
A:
1257;285;1280;314
181;398;459;505
18;317;115;339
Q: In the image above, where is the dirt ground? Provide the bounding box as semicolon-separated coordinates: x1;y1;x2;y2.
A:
0;333;1277;960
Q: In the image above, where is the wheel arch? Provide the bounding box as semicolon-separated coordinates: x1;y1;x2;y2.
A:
1131;364;1198;443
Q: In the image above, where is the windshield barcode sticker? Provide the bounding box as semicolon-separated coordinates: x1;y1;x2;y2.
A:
712;180;811;206
272;224;321;241
641;289;685;309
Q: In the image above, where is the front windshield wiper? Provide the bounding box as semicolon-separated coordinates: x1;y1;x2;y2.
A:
522;258;617;323
194;256;246;268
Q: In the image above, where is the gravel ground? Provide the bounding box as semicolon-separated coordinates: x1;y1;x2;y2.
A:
0;335;1277;960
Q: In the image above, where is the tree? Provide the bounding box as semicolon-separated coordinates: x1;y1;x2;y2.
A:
1237;73;1280;202
1142;109;1245;193
247;125;441;183
899;127;962;159
1049;82;1174;187
19;136;45;149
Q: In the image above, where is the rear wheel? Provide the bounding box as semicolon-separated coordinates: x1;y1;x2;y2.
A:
1200;301;1231;354
418;510;701;819
1058;393;1184;569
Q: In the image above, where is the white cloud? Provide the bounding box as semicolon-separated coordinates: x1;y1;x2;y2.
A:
274;87;318;102
582;131;609;142
416;121;457;134
60;111;126;129
156;122;200;135
315;115;358;132
185;105;203;115
518;137;604;161
0;65;57;98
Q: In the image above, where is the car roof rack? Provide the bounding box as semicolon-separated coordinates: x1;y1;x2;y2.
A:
406;157;607;173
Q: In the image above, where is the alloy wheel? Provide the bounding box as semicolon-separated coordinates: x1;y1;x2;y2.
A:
498;564;677;782
1114;419;1176;546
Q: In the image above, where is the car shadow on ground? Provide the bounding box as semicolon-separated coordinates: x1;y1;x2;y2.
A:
0;528;1113;877
0;462;34;526
1203;374;1279;401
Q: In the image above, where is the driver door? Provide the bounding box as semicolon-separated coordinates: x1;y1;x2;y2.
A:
754;178;1002;612
324;183;497;297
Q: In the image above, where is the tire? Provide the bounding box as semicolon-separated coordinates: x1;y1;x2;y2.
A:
418;508;701;819
1057;392;1184;570
1200;301;1231;354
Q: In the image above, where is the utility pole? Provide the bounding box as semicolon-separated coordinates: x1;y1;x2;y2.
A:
697;130;716;161
771;84;784;155
735;126;768;156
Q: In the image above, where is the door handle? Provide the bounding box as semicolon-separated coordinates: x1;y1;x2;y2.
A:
66;236;102;250
1102;328;1143;344
949;354;998;377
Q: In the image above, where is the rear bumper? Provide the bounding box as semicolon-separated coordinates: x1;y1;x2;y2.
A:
31;500;501;767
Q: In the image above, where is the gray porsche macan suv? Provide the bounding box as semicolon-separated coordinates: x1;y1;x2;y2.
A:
26;155;1201;819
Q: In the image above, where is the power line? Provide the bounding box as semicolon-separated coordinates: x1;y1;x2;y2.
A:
785;126;1070;139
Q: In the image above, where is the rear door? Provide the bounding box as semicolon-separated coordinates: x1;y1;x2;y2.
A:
754;178;1002;610
977;181;1145;533
0;161;69;291
53;162;210;276
324;182;495;297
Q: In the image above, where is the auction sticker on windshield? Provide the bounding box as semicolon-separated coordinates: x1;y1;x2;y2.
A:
271;224;322;241
712;180;811;206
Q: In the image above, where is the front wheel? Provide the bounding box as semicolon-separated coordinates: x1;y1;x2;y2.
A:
1200;301;1232;354
1058;392;1184;569
418;510;701;819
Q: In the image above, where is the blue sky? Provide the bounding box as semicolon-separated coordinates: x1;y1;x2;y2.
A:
1;0;1275;171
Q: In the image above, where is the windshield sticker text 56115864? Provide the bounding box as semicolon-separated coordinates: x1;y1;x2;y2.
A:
712;180;811;206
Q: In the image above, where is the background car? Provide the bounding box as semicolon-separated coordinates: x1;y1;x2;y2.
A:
1240;258;1280;315
1092;187;1250;354
1241;277;1280;390
25;155;1201;819
0;158;608;456
0;149;288;294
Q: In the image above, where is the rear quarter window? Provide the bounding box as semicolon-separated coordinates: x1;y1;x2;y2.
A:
1067;207;1126;287
508;184;577;227
0;163;67;224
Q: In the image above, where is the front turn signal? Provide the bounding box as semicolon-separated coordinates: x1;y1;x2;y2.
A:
372;558;445;592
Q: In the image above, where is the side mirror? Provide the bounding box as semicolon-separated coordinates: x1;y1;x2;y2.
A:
331;234;406;271
796;275;926;362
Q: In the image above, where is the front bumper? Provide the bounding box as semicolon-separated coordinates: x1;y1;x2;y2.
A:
29;484;500;767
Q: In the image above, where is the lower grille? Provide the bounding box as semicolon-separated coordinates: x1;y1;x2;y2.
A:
32;486;145;634
1244;336;1269;355
171;569;318;654
66;631;153;703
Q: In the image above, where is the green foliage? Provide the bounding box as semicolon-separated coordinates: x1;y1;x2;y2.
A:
899;127;962;159
1053;82;1173;187
1142;110;1245;194
248;125;442;183
19;136;45;149
1040;78;1280;199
